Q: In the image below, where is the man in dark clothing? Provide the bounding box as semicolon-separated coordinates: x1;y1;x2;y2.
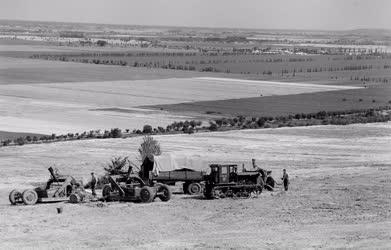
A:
252;158;266;184
282;169;289;191
90;172;97;196
140;155;154;183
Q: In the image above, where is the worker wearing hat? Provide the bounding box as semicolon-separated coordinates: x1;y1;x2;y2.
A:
90;172;97;196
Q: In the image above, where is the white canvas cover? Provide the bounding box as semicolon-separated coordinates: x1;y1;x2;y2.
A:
153;154;208;173
153;154;181;173
153;154;259;175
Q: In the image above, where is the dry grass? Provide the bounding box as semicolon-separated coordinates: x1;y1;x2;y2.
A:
0;123;390;248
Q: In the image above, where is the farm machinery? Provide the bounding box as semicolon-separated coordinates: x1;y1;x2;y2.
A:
152;168;205;195
9;167;83;205
203;164;274;199
101;166;172;203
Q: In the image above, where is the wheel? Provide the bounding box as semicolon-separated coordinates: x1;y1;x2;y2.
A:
139;186;154;203
69;193;80;203
9;189;22;205
187;182;202;195
22;189;38;205
102;184;112;201
156;184;172;202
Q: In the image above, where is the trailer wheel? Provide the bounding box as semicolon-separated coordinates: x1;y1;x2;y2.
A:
139;186;154;203
9;189;21;205
187;182;202;195
157;184;172;202
22;189;38;205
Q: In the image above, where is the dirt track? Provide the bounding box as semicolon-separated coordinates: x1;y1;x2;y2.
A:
0;123;390;249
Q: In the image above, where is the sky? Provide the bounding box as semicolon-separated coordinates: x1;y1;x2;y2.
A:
0;0;390;30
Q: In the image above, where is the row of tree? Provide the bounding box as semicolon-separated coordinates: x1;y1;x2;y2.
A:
1;107;390;148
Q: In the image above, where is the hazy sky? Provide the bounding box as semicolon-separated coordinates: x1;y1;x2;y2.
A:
1;0;390;30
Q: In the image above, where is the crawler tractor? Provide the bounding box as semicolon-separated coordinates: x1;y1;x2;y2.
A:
9;167;82;205
204;164;264;199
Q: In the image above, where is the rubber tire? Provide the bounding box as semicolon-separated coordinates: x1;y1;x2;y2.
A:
157;184;172;202
102;184;112;201
187;182;202;195
69;193;80;204
9;189;21;205
139;186;154;203
22;189;38;205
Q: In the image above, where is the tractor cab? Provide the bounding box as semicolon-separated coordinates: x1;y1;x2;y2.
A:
209;164;238;184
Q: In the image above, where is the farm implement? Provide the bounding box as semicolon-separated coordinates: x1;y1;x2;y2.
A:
9;167;84;205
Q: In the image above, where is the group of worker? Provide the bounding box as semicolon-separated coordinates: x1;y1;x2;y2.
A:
88;158;290;197
251;158;290;191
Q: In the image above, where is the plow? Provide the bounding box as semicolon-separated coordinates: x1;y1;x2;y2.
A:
9;167;84;205
101;174;172;203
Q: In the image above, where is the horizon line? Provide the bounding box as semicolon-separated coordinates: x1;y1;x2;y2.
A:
1;18;389;33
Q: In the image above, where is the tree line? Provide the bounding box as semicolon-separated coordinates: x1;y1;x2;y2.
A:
1;107;390;148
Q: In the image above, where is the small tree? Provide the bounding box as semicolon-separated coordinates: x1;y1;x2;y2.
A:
96;40;107;46
209;122;218;131
142;124;153;134
138;136;161;162
15;137;25;146
103;156;130;175
110;128;122;138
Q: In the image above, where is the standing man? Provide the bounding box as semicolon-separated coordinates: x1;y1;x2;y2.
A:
90;172;97;196
282;169;289;191
252;158;266;185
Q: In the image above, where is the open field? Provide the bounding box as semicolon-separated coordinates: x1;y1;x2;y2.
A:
0;39;390;138
0;123;390;249
0;56;221;84
1;55;360;135
148;84;391;117
23;51;391;85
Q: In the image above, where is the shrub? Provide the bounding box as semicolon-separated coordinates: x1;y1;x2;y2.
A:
209;122;218;131
110;128;122;138
15;137;25;146
103;156;129;175
256;118;265;127
96;40;107;46
185;127;195;134
2;139;11;146
138;136;161;162
142;124;153;134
